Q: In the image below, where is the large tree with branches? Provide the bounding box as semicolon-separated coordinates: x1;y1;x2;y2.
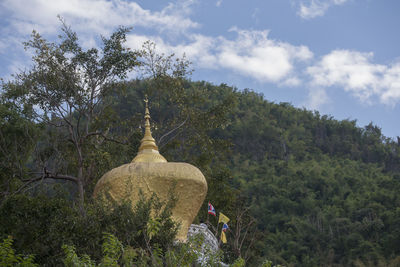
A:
2;20;140;211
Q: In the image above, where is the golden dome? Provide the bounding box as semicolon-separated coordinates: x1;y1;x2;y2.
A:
93;97;207;241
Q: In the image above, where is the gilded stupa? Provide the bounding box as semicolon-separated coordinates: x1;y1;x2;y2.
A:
93;97;208;241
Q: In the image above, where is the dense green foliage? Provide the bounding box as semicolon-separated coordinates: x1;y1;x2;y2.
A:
0;194;177;265
1;23;400;266
86;80;400;266
62;232;224;267
0;236;37;266
217;89;400;266
2;79;400;266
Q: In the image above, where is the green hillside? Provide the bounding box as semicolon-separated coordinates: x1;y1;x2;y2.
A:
1;25;400;266
117;80;400;266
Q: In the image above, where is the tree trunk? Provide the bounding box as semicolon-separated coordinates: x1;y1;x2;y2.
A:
77;167;85;215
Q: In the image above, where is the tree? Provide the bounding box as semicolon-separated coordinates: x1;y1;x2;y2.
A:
0;100;39;201
134;43;237;171
230;196;259;262
2;19;140;211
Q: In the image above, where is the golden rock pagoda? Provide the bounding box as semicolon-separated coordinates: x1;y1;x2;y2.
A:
93;97;208;241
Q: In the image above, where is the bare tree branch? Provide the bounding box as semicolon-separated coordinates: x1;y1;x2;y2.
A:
27;169;78;183
158;115;189;146
83;131;127;145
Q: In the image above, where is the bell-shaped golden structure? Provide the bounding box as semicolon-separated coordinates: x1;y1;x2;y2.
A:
93;97;207;241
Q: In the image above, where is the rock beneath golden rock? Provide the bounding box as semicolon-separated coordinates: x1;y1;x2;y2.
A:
93;96;207;241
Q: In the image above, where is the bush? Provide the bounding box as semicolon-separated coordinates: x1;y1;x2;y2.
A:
63;233;226;267
0;236;37;267
0;193;177;265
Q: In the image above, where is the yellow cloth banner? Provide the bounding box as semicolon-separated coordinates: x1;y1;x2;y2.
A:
218;212;230;224
221;230;227;244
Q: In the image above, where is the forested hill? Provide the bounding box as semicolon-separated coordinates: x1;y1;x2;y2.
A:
110;80;400;266
1;78;400;266
209;84;400;266
2;25;399;266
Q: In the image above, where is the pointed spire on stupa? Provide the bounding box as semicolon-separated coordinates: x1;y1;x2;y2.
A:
132;95;167;163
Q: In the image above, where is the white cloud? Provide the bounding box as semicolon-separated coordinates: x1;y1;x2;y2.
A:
0;0;199;37
0;0;199;76
126;27;313;84
126;33;217;69
175;34;218;67
281;76;302;87
216;0;223;7
305;87;329;110
381;63;400;105
298;1;329;19
298;0;350;19
215;28;313;83
307;50;400;106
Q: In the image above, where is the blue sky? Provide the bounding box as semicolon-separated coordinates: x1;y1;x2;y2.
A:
1;0;400;138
